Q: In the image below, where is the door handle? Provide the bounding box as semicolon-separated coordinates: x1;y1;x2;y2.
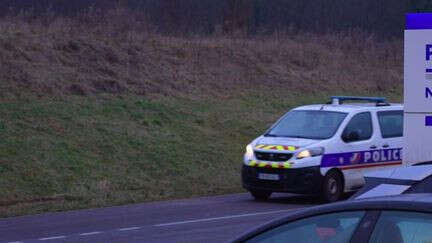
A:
370;145;377;149
382;144;389;148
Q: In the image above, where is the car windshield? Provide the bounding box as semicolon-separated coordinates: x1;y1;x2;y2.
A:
266;110;347;139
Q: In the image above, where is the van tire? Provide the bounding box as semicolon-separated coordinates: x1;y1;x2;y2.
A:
250;190;272;201
322;170;343;203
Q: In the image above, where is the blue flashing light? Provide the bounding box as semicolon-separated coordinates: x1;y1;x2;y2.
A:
330;96;387;105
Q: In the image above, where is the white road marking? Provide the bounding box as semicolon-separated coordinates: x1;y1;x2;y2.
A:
38;235;66;241
154;209;300;227
118;226;141;231
79;231;103;236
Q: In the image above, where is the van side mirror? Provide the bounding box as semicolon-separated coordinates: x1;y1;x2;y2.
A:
343;131;360;142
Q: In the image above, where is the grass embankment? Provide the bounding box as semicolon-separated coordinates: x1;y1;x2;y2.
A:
0;16;403;217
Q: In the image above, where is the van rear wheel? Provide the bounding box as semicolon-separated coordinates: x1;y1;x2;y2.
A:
322;170;343;203
250;190;272;201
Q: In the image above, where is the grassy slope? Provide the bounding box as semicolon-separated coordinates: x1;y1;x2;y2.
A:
0;16;403;217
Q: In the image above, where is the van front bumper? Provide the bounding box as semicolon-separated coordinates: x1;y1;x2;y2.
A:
242;165;323;194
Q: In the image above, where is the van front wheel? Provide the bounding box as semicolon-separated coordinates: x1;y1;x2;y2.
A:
322;170;343;203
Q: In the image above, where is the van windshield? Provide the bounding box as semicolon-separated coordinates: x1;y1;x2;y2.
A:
265;110;348;140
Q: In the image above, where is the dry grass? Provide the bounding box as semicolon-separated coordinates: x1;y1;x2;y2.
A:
0;10;403;100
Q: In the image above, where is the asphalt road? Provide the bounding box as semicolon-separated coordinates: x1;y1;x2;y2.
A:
0;193;319;243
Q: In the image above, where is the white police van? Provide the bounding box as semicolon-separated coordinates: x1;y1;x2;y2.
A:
242;96;404;202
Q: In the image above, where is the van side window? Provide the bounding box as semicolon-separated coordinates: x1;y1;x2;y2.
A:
377;111;403;138
342;112;373;142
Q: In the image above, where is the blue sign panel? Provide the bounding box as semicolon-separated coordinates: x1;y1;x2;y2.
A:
406;13;432;30
426;116;432;126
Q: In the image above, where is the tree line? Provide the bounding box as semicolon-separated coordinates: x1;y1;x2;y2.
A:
1;0;431;37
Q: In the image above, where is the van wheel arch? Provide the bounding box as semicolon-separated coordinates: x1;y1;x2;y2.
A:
322;168;345;202
327;168;345;190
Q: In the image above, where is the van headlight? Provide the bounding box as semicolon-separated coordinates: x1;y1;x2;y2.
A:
296;147;324;160
245;144;254;160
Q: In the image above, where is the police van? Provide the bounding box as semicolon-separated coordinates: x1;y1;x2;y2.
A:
242;96;404;202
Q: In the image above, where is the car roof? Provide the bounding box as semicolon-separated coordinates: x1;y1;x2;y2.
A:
352;165;432;200
231;193;432;242
365;164;432;181
293;103;403;113
350;193;432;204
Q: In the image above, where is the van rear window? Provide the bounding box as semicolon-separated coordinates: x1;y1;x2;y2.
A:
377;111;403;138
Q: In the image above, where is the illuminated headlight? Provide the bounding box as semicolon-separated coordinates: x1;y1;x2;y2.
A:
245;144;254;160
296;147;324;160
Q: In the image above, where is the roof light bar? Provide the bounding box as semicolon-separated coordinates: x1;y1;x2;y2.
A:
330;96;387;105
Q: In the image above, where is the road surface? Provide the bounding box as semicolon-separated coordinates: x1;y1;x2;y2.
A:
0;193;319;243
